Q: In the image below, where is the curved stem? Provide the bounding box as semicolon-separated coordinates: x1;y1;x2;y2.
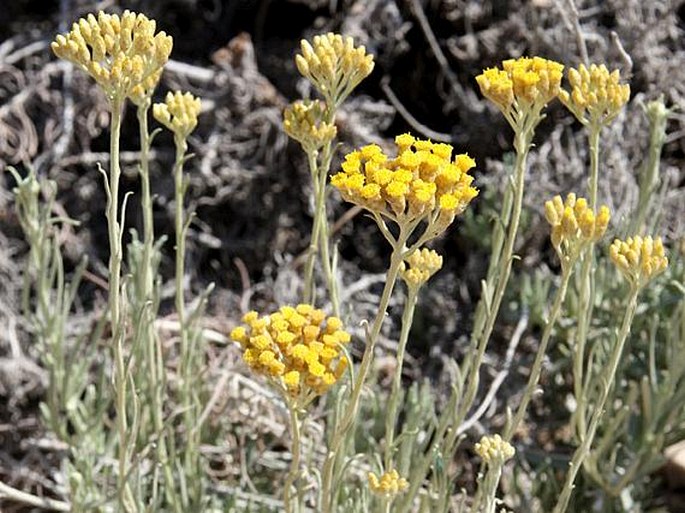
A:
553;286;640;513
572;123;601;441
320;235;407;513
384;286;418;469
458;126;531;423
504;263;574;441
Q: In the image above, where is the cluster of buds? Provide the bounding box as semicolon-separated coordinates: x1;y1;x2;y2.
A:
295;33;374;107
544;193;610;264
331;133;478;238
559;64;630;126
401;248;443;289
476;57;564;119
367;469;409;498
153;91;202;141
230;304;351;402
474;434;516;466
283;100;337;153
610;236;668;288
51;11;172;102
129;68;163;107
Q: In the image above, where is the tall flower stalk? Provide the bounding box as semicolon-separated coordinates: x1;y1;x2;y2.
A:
553;235;668;512
153;90;203;506
51;11;172;511
325;135;478;512
285;33;374;315
558;63;630;439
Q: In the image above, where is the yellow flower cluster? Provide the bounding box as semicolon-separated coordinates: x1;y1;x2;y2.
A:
476;57;564;113
367;469;408;498
153;91;202;140
559;64;630;126
544;193;610;260
610;236;668;288
230;304;351;400
474;434;515;465
283;100;337;153
401;248;443;288
331;134;478;232
51;11;172;102
295;33;374;107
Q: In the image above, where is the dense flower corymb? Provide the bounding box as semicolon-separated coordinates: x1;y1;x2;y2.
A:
474;434;515;466
368;469;409;498
153;91;202;140
283;99;337;152
401;248;443;288
331;133;478;234
476;57;564;113
230;305;350;402
295;32;374;107
51;11;172;102
544;193;610;262
559;64;630;126
610;236;668;288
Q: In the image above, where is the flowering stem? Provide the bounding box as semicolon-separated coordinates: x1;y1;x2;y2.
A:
504;261;574;441
107;96;137;513
284;401;302;513
471;462;504;513
459;124;532;422
136;101;181;512
384;285;418;469
320;232;407;513
572;122;601;441
553;286;640;513
302;150;323;305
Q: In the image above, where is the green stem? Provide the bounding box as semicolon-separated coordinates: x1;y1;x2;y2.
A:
384;286;419;469
320;235;407;513
553;286;640;513
107;97;136;512
284;402;302;513
572;123;601;441
504;262;574;441
458;126;531;423
137;101;181;512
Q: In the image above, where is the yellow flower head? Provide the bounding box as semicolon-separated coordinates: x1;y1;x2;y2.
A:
153;91;201;140
230;304;351;401
283;99;337;152
476;56;563;115
401;248;443;288
51;11;173;102
544;193;610;263
474;434;515;466
331;133;477;237
559;64;630;126
295;32;374;107
368;469;409;498
610;236;668;288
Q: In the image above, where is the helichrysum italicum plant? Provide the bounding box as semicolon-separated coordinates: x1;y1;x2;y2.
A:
553;236;669;512
287;32;374;314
